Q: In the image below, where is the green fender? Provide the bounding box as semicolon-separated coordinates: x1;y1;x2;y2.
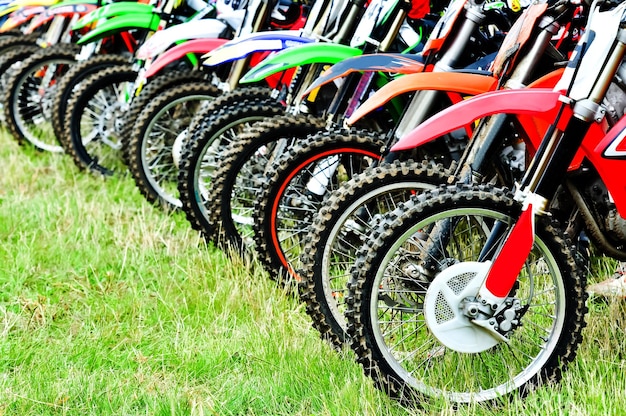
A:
76;12;161;45
240;43;363;84
73;2;154;30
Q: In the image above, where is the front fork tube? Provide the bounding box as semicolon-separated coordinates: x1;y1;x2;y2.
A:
458;112;510;182
390;89;442;146
325;72;362;126
286;63;324;112
227;56;253;91
303;72;378;196
300;72;375;195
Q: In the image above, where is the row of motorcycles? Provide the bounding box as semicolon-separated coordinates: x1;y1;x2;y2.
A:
1;0;624;406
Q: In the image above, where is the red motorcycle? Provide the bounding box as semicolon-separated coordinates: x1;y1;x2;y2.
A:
346;0;626;404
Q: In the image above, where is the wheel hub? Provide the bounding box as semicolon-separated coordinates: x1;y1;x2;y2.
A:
93;102;125;141
424;261;503;353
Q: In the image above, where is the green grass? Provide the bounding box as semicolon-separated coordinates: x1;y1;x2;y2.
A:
0;129;624;415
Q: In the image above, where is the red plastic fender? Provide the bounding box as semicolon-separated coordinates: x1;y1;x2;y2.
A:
2;6;47;31
391;89;565;152
28;3;97;32
144;38;229;79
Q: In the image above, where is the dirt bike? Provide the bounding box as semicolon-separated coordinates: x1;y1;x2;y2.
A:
0;0;109;149
247;0;531;283
343;0;626;404
179;0;424;246
49;0;240;166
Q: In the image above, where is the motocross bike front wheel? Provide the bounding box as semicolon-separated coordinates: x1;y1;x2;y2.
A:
252;128;384;282
206;114;326;255
298;159;449;349
125;80;219;210
0;33;40;58
51;54;130;141
118;69;211;162
3;44;81;152
347;183;587;404
182;86;273;148
62;64;137;175
0;44;44;125
177;93;285;243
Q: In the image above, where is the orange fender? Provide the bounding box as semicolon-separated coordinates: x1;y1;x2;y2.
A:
347;72;497;125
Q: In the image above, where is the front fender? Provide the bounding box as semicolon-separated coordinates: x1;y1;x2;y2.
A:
27;2;96;32
144;38;229;78
302;53;426;97
136;19;228;60
0;0;57;18
76;12;160;45
0;4;46;31
347;72;497;126
73;2;154;30
203;30;312;66
391;89;563;152
240;43;363;84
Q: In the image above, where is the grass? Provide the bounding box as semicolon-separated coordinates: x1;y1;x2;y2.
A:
0;129;624;415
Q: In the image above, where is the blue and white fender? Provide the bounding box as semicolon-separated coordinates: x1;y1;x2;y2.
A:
202;30;314;66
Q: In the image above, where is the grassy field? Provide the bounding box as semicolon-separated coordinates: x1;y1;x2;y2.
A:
0;128;624;415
